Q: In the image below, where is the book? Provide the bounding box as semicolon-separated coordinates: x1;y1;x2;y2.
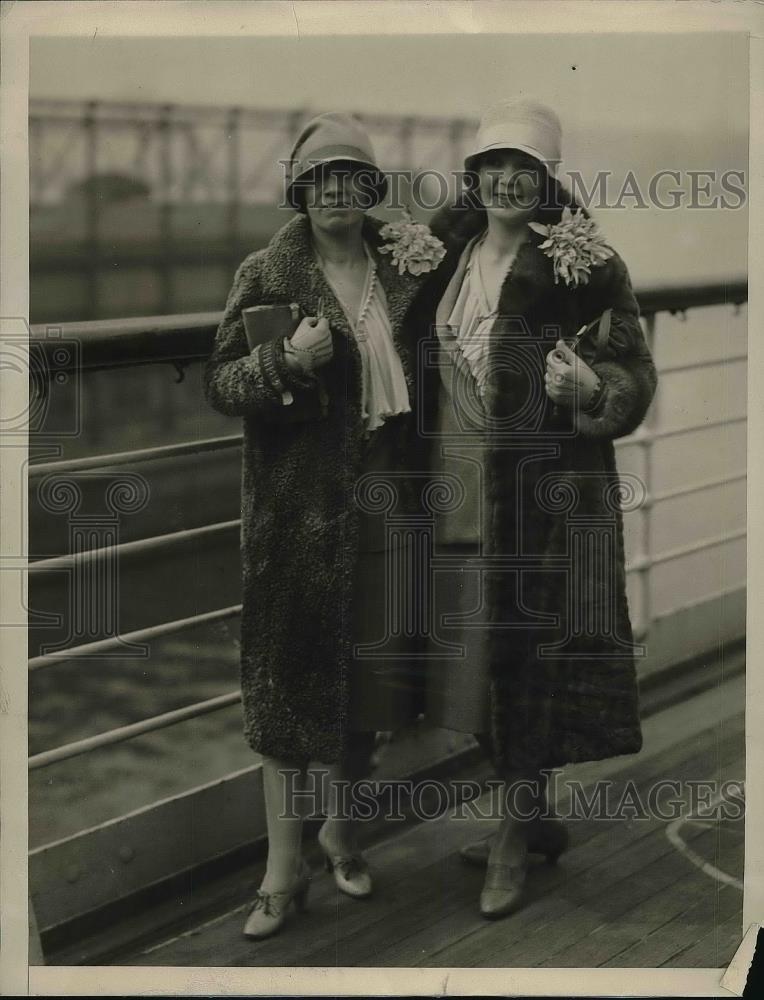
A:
241;302;302;352
241;301;328;423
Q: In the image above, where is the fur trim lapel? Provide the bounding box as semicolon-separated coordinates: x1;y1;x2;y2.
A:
259;214;350;338
259;214;420;331
497;230;557;321
257;213;424;389
436;206;559;326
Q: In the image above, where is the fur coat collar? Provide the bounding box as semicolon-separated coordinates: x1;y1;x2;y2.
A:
255;213;424;394
425;201;611;345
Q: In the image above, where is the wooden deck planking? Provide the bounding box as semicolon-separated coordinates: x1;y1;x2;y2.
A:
280;720;739;966
372;729;745;968
598;799;745;969
124;710;744;969
128;800;485;967
660;908;744;968
438;807;729;968
106;675;745;966
600;882;743;968
300;712;745;968
351;791;723;969
537;853;742;968
534;756;745;968
407;724;744;969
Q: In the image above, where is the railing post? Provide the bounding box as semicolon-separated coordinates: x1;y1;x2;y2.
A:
226;106;242;274
83;100;99;321
29;115;41;205
158;104;174;317
157;105;180;431
29;892;45;965
81;102;105;449
636;312;658;641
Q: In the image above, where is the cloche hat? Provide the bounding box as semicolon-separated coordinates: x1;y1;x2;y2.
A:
464;98;562;175
285;111;388;211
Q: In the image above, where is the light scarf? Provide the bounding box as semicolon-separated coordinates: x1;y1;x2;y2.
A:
322;245;411;433
445;233;517;400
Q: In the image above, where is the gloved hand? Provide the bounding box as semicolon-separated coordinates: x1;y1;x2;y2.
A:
283;316;333;375
544;340;601;409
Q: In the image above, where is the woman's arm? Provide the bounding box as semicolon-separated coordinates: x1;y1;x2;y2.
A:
204;254;315;419
572;252;658;440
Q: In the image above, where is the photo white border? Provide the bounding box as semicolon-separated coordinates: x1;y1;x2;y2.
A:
1;1;762;995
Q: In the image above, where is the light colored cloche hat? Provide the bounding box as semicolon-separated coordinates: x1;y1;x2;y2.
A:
285;111;388;211
464;98;562;175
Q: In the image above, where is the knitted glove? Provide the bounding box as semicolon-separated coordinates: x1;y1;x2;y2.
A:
283;315;333;375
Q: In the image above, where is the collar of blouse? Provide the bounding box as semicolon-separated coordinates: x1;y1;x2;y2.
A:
272;214;422;345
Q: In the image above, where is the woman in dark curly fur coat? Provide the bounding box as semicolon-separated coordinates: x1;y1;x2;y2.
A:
406;98;658;919
205;113;435;940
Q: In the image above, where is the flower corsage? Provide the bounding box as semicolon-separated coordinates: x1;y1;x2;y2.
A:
379;211;446;276
529;206;613;287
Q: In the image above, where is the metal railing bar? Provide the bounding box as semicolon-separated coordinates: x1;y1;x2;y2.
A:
649;528;746;568
28;605;242;672
28;536;744;756
637;279;747;317
651;416;747;441
28;527;744;768
27;466;747;574
636;313;657;644
657;354;747;376
32;310;220;339
28;691;242;771
652;472;746;504
616;415;746;448
29;519;240;574
26;416;745;482
30;99;473;133
411;545;743;573
30;278;747;375
29;434;243;479
30;312;220;373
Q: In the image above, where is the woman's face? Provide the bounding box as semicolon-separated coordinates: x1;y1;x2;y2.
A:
305;165;369;236
476;149;545;226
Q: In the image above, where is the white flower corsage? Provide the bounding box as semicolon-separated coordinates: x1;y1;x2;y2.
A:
528;206;614;287
379;211;446;276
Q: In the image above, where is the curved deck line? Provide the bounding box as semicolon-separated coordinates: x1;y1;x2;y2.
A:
665;784;744;892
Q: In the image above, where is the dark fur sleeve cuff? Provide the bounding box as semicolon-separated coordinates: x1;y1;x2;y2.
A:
572;361;641;439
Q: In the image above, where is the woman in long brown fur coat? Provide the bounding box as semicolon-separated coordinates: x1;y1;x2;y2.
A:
405;98;657;919
205;113;434;940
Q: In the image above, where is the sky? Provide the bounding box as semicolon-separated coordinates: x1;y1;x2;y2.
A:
30;32;747;137
28;31;749;283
